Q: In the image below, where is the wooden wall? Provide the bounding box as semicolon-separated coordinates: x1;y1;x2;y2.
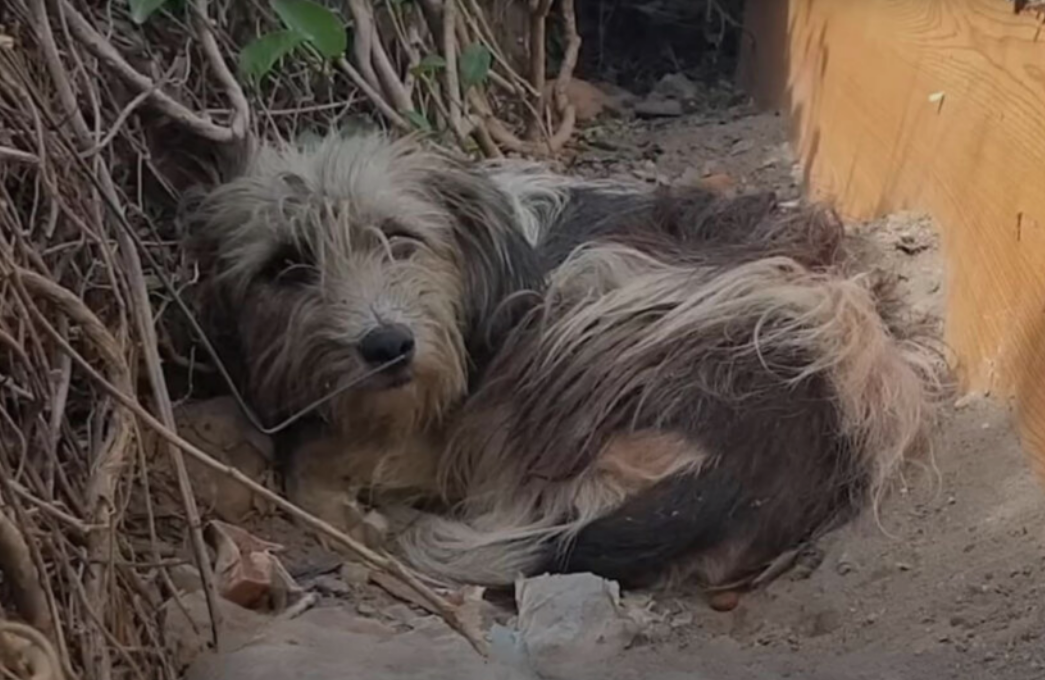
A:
739;0;1045;480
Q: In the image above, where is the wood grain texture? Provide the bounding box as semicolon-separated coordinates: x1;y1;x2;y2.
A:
739;0;1045;481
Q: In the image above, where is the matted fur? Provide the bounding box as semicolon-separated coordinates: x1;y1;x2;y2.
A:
185;133;543;437
186;132;944;590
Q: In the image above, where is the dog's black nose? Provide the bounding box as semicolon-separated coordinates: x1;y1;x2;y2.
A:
358;325;415;367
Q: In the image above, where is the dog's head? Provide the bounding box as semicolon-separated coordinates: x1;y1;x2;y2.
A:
185;133;543;435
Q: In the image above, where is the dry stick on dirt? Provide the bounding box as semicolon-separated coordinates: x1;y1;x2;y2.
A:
10;266;490;658
24;3;227;651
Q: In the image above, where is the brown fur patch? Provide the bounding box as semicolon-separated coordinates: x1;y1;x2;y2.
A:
594;430;705;497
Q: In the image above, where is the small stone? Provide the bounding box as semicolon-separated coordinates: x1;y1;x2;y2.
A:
382;604;419;627
169;565;203;594
312;575;351;598
697;173;736;196
730;139;755;155
543;78;613;122
340;561;371;585
669;612;694;628
836;555;855;576
361;510;390;549
634;97;684;118
653;73;700;101
709;591;740;612
673;166;706;188
356;602;377;617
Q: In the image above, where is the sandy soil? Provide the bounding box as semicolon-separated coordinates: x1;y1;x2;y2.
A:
563;101;1045;680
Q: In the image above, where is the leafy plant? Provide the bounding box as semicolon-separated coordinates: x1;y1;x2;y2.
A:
238;30;306;81
458;43;492;92
404;110;433;134
128;0;169;24
410;54;447;77
270;0;348;58
239;0;350;82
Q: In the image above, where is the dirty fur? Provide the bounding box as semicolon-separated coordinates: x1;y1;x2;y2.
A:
186;132;944;589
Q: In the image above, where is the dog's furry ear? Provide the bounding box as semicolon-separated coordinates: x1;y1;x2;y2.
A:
172;135;261;399
427;164;546;374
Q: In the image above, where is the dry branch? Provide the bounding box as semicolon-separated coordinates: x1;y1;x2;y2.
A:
0;1;584;676
7;263;488;656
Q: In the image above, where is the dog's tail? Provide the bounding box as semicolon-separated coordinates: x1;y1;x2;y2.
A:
393;463;746;587
392;505;566;587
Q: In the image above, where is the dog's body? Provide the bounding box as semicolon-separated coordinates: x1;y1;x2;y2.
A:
187;133;941;590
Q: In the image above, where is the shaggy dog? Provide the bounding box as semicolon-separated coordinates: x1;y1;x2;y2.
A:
185;133;941;590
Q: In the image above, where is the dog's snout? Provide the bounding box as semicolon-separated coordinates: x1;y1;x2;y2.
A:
358;325;415;367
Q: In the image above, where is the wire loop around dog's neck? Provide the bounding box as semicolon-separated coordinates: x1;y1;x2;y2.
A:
255;355;409;434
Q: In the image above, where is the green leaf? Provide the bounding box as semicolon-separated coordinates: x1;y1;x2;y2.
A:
458;43;492;92
410;54;446;76
239;30;306;81
128;0;168;24
404;110;433;134
271;0;348;58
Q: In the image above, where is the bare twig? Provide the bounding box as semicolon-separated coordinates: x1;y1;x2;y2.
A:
547;0;579;153
0;146;39;164
60;1;235;142
526;0;553;141
336;57;411;131
12;25;228;652
190;0;250;138
345;0;383;93
442;0;465;138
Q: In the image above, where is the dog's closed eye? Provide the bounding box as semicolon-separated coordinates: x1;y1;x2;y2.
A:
381;220;425;260
260;241;317;285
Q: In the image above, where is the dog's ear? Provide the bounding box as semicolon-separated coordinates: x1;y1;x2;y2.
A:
426;164;546;375
172;133;261;401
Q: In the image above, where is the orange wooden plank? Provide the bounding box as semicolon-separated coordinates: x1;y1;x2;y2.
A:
739;0;1045;481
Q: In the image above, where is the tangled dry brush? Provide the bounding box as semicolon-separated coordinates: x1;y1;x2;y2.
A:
0;0;597;676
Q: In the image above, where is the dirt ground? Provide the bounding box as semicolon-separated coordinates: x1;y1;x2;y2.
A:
557;98;1045;680
202;95;1045;680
